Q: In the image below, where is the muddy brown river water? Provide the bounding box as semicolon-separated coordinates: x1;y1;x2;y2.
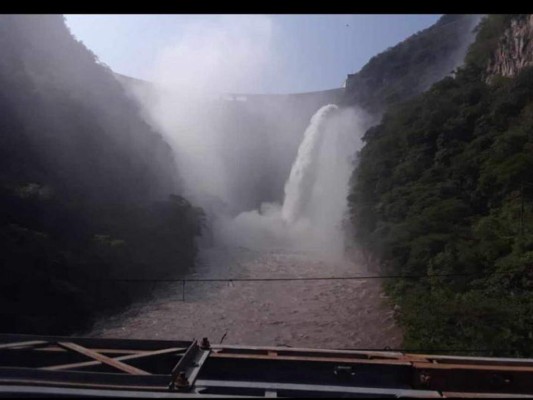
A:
89;247;402;350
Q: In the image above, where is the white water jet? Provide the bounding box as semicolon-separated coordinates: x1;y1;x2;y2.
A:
281;104;338;223
215;104;369;260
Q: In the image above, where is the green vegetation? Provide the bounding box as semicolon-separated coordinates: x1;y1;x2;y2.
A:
0;16;204;334
343;15;482;114
348;15;533;356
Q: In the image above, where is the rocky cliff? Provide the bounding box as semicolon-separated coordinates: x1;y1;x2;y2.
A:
486;14;533;82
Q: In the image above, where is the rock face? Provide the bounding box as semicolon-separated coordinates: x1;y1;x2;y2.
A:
486;15;533;82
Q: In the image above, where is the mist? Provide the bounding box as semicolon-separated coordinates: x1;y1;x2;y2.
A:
214;105;370;260
120;15;363;260
120;14;480;262
132;15;273;212
124;16;342;219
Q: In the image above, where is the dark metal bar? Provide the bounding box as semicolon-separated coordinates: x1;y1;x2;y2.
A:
211;343;405;358
412;361;533;373
413;354;533;367
0;366;170;388
442;392;533;398
170;341;197;378
0;384;254;398
412;361;533;394
187;348;210;387
169;340;200;389
194;379;443;398
209;352;411;366
0;378;168;392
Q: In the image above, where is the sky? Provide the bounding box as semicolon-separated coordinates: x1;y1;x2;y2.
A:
65;14;442;94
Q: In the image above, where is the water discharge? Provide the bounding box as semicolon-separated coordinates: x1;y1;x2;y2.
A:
215;104;369;261
281;105;338;224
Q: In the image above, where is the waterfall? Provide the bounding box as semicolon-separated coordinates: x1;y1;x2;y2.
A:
215;103;368;260
281;104;338;223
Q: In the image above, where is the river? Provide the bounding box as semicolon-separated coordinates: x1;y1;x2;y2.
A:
89;246;402;350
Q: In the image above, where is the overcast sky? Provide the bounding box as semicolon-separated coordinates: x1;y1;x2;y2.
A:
65;14;441;94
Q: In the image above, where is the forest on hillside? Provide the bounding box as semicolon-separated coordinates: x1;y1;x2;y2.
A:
348;15;533;356
0;15;204;334
342;14;482;115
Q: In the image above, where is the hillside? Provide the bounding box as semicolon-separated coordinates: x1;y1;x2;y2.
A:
348;14;533;356
343;14;483;115
0;15;203;334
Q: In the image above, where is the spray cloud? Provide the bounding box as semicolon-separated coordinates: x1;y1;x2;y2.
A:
215;105;371;260
128;16;275;211
126;15;371;261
